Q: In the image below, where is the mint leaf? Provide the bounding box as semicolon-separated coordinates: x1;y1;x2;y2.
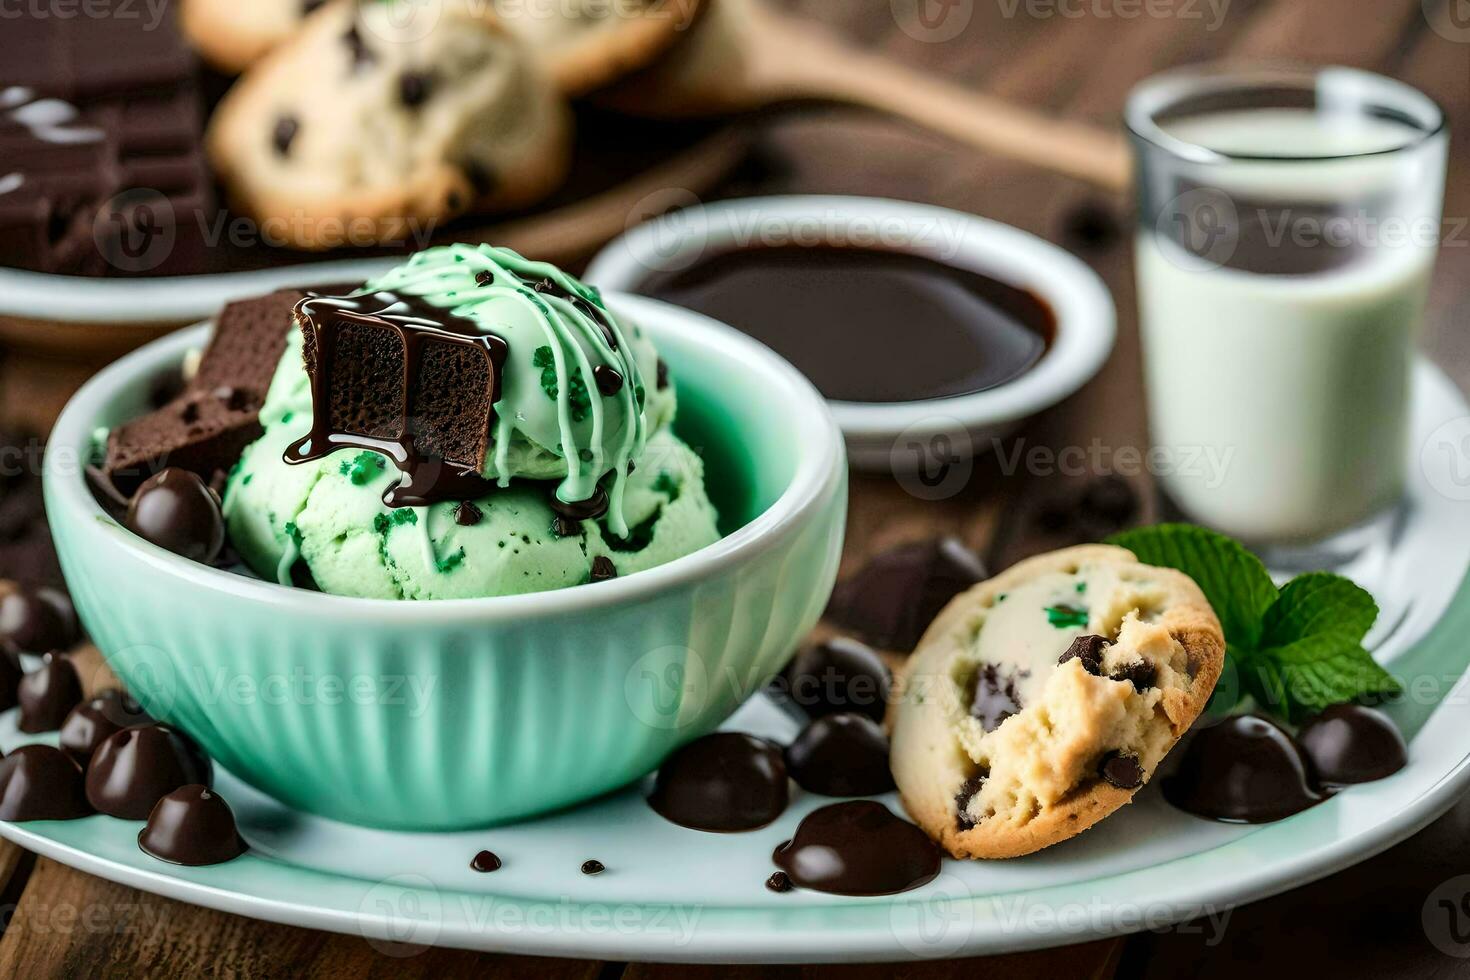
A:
1108;524;1276;648
1250;572;1397;719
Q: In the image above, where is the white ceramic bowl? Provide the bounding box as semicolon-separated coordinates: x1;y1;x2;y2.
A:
586;195;1117;470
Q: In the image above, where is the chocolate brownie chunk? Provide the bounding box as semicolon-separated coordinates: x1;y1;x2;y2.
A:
103;290;302;495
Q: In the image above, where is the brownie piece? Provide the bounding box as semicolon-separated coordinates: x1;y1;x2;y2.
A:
288;291;506;506
103;290;303;495
0;7;213;276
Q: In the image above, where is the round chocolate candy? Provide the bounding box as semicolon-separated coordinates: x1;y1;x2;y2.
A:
1296;703;1407;786
138;785;247;866
0;585;77;655
0;744;92;821
125;468;225;565
60;689;152;763
784;713;895;797
18;654;85;734
780;638;891;723
647;732;789;832
86;723;213;820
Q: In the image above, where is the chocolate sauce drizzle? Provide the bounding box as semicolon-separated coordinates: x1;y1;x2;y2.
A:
283;291;509;508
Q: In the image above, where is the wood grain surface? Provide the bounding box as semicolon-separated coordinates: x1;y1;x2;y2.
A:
2;0;1468;975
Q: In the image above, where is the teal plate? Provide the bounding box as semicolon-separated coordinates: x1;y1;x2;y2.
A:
2;361;1468;964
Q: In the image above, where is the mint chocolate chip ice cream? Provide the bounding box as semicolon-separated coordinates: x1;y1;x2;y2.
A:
223;245;719;598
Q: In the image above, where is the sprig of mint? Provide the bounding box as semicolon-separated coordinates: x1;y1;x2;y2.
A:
1108;524;1399;721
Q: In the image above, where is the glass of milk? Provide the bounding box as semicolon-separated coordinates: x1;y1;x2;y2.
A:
1127;65;1447;560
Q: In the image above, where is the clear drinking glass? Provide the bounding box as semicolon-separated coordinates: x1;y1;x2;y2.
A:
1127;65;1447;562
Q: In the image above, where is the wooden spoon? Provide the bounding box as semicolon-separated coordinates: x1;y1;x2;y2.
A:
603;0;1131;193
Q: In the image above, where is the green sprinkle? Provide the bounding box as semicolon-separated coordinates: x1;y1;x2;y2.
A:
534;346;558;401
242;474;253;485
340;451;386;485
997;593;1008;603
284;521;303;545
281;411;294;424
1045;604;1089;629
567;370;591;422
372;509;419;534
1076;581;1087;593
436;548;466;573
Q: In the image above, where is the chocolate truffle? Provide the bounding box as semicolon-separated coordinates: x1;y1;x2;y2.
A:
60;690;152;763
780;638;891;723
18;654;85;734
1296;703;1407;786
825;537;987;650
647;732;789;832
784;713;895;797
0;585;77;655
1163;715;1327;823
124;468;226;564
0;745;92;821
138;785;247;866
86;723;213;820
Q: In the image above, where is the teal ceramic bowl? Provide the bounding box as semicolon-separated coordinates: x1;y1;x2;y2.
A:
44;294;847;831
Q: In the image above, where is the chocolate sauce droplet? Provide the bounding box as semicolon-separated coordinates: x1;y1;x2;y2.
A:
1059;634;1108;676
125;468;225;565
60;689;151;763
1296;704;1407;786
471;850;502;873
1100;751;1144;789
593;365;624;396
785;713;895;797
138;785;247;866
273;115;298;158
454;501;483;527
475;270;495;287
0;585;77;655
780;637;891;723
86;723;213;820
581;859;605;875
0;745;92;821
549;486;608;522
826;537;987;650
589;556;617;583
19;654;84;734
968;663;1023;732
647;732;789;832
1163;715;1327;823
765;871;792;893
772;801;941;896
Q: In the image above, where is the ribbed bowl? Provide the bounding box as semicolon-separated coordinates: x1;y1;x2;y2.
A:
45;294;847;830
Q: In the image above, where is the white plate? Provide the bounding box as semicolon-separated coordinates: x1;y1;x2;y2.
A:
1;360;1467;964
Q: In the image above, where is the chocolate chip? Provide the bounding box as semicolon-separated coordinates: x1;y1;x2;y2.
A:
593;365;624;396
968;663;1023;732
19;654;84;734
551;515;580;538
656;359;669;390
125;468;225;565
138;785;247;867
954;771;988;830
342;24;374;71
765;871;793;893
580;859;605;876
1100;751;1144;789
549;486;608;522
85;723;213;820
273;116;298;158
590;556;617;583
454;501;482;527
1059;634;1108;676
398;71;432;108
475;270;495;287
1111;660;1157;691
471;850;502;873
0;586;77;655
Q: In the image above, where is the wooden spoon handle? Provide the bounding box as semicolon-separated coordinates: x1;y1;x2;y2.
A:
754;16;1132;193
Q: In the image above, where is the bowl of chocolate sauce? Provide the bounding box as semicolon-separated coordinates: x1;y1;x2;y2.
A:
588;196;1115;470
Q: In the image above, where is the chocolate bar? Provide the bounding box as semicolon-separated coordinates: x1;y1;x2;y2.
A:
0;5;213;276
285;291;508;507
103;290;303;495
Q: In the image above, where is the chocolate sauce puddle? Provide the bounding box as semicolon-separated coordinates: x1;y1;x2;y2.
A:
284;291;508;507
1164;715;1329;823
772;801;941;896
637;246;1054;403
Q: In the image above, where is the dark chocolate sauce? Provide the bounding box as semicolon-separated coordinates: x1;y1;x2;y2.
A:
138;785;247;866
1163;715;1328;823
471;850;502;873
0;745;92;821
785;713;895;797
85;723;213;820
18;654;85;734
124;468;226;565
60;690;152;763
968;664;1024;732
772;801;941;896
637;246;1053;403
779;637;891;723
1296;704;1407;786
647;732;789;832
826;537;987;651
284;291;508;508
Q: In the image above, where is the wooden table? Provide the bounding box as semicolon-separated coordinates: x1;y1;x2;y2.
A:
4;0;1470;975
